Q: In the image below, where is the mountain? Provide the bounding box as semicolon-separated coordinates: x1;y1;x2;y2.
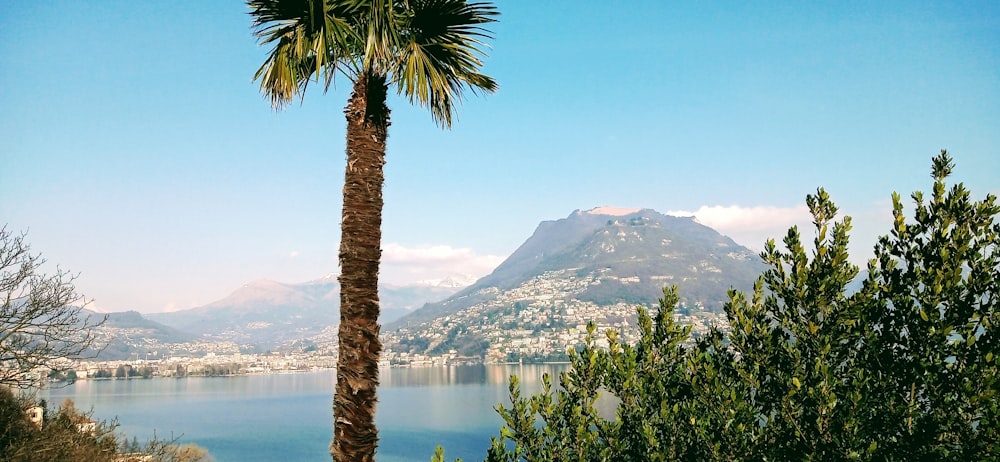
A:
147;276;463;347
379;283;468;314
85;309;197;360
388;207;766;330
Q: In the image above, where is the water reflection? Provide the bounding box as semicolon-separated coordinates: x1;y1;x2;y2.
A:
379;364;569;389
37;365;587;462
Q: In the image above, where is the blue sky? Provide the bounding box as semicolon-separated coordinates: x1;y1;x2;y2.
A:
2;1;998;313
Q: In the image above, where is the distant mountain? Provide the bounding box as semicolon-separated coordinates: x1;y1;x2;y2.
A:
389;207;767;330
147;276;463;347
101;310;194;339
379;283;467;313
85;309;196;360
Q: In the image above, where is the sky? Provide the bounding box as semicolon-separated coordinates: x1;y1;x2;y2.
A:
1;1;998;314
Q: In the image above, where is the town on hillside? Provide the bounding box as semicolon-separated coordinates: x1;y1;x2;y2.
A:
41;273;729;385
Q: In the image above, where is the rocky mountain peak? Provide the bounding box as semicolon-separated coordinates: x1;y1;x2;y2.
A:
387;207;766;329
583;206;643;216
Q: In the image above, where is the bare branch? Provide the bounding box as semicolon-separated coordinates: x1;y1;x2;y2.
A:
0;226;107;389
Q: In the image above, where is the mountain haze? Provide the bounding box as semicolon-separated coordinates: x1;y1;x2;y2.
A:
148;276;462;347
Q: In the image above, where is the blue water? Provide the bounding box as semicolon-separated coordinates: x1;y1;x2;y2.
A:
39;364;565;462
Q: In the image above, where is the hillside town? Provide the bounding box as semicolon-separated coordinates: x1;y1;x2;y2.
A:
46;269;729;384
384;268;729;365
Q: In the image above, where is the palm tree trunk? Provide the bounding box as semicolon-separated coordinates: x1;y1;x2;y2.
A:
331;70;389;462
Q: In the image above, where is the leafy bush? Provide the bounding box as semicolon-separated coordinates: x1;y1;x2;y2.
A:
0;388;213;462
436;151;999;461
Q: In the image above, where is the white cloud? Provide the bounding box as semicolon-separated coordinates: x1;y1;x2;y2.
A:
668;203;895;264
668;204;813;251
380;243;505;285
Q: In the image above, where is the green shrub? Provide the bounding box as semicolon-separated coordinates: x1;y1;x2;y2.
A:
441;151;999;461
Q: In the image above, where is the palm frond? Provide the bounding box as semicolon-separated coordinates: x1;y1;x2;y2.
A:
249;0;498;123
362;0;404;75
393;0;499;127
249;0;364;109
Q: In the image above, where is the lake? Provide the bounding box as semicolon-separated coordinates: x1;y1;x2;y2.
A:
38;364;568;462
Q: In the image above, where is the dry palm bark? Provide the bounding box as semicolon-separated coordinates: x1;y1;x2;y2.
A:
333;71;389;462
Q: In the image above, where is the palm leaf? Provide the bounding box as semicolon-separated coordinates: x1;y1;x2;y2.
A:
249;0;364;108
393;0;499;126
362;0;404;74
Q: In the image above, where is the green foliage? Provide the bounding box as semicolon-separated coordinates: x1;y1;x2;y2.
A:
432;445;463;462
485;323;608;461
248;0;498;126
856;151;1000;458
0;389;213;462
482;289;753;462
442;151;999;461
724;187;873;460
0;387;35;456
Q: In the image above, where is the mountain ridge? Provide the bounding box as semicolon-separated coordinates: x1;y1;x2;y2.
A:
387;207;765;331
145;278;464;347
87;205;770;360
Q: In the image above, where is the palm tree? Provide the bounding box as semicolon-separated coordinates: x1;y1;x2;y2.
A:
248;1;498;460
